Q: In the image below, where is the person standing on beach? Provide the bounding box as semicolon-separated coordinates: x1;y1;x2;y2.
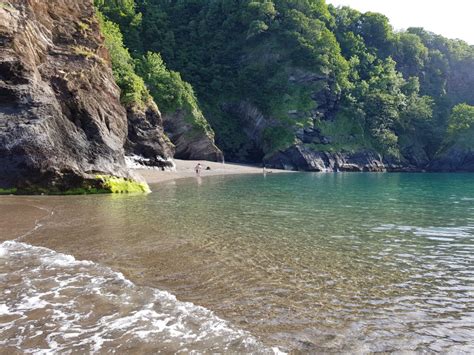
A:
195;163;203;176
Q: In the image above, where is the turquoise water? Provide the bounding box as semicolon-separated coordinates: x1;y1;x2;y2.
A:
1;173;474;352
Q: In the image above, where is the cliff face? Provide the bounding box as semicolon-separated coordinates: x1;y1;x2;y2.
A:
429;149;474;172
125;100;175;168
0;0;145;192
128;2;474;173
163;110;223;162
264;145;415;172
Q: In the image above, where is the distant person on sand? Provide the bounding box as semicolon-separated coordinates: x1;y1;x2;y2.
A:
195;163;203;176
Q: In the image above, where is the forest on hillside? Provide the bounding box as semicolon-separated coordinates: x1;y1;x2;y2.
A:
95;0;474;168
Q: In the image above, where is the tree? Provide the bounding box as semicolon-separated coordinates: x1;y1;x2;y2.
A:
95;0;474;164
97;12;148;107
448;103;474;136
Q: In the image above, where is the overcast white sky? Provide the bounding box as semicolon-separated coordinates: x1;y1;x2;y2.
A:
326;0;474;44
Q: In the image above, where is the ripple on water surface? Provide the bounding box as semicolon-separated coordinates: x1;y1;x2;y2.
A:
1;173;474;352
0;241;278;353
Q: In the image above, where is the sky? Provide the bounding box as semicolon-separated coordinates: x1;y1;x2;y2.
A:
326;0;474;44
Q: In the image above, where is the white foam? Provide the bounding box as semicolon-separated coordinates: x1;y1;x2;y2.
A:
0;245;7;258
0;240;280;353
0;304;13;315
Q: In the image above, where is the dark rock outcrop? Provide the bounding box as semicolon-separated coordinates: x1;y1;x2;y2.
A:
0;0;141;192
163;110;223;162
266;142;474;173
125;100;175;169
264;144;414;172
429;147;474;172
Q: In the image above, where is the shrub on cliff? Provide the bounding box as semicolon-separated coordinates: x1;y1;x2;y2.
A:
445;103;474;148
97;12;149;108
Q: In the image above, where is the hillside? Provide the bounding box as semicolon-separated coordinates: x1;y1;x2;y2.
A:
100;0;474;171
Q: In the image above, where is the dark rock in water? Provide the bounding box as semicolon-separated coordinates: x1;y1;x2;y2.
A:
163;110;223;162
429;147;474;172
0;0;143;192
265;141;474;173
264;144;415;172
400;142;431;169
125;101;175;169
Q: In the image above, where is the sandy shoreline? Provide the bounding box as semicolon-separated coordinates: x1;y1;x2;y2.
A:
136;159;291;185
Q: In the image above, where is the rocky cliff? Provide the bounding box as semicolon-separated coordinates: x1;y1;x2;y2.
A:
429;147;474;172
125;100;175;169
0;0;154;193
163;110;223;162
129;1;474;173
264;144;416;172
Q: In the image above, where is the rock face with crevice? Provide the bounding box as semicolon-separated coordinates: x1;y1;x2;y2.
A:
0;0;139;191
163;110;223;162
429;147;474;172
125;100;175;169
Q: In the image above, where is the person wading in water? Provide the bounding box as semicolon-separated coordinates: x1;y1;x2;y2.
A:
195;163;203;176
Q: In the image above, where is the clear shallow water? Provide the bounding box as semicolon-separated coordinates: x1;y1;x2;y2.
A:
1;173;474;352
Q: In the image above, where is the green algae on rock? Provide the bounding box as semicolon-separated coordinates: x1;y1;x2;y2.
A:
0;188;18;195
95;175;151;194
0;176;150;195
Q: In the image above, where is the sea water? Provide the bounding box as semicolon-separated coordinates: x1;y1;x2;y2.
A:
1;173;473;352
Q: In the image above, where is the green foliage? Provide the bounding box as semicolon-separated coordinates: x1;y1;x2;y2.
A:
447;103;474;137
97;12;149;107
137;52;187;113
393;32;428;77
95;0;143;53
96;0;474;163
133;0;352;159
359;12;394;55
137;52;215;135
73;45;99;61
311;110;372;153
0;188;17;195
97;5;216;140
78;21;90;33
245;1;276;38
263;126;295;154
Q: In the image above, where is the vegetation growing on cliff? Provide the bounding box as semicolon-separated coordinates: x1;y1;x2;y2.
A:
96;0;474;165
445;103;474;148
137;52;214;135
97;12;149;107
96;1;217;143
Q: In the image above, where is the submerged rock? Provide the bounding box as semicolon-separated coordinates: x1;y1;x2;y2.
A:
0;0;146;193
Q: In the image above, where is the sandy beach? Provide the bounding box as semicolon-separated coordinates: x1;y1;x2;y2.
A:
136;159;290;184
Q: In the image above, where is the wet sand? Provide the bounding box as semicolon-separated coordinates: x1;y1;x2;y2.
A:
136;159;290;185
